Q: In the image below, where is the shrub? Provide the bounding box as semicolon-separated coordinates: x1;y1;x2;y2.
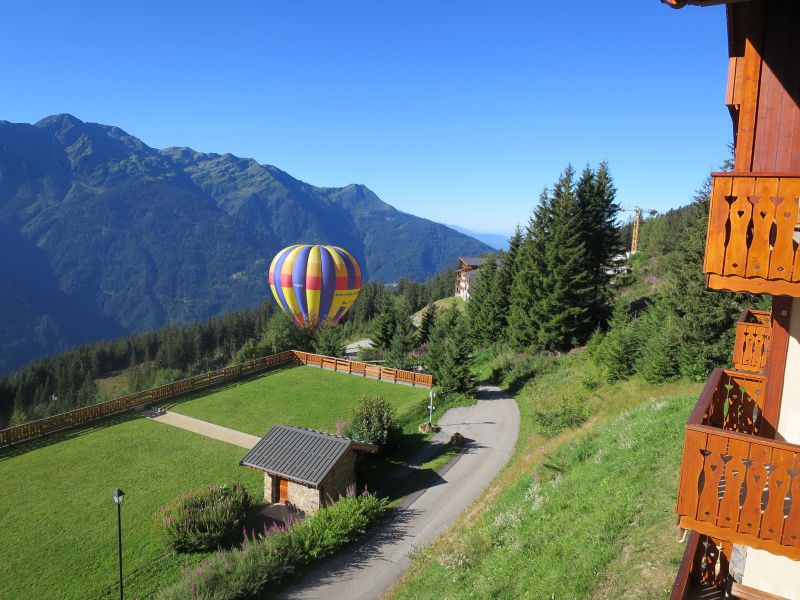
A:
156;492;389;600
356;346;383;362
594;304;641;383
313;323;346;358
533;395;588;437
487;351;549;392
343;395;401;450
155;483;253;553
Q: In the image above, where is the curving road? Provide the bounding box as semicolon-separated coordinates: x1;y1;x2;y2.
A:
277;383;520;600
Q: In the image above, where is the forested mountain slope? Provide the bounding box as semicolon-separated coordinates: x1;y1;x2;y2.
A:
0;114;490;372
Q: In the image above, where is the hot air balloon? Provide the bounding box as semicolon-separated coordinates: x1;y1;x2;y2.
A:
268;244;362;329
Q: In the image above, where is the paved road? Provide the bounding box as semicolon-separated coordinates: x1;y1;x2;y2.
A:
143;408;261;449
277;383;520;600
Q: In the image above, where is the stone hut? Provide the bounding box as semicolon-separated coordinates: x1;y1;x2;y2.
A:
239;424;378;515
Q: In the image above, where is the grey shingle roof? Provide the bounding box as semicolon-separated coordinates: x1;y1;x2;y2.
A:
239;425;377;487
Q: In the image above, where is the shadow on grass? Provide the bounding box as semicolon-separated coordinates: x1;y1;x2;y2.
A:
0;365;300;461
0;409;144;462
159;364;298;412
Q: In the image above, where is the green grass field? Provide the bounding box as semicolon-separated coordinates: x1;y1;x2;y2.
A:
166;365;429;436
0;416;262;600
0;365;431;600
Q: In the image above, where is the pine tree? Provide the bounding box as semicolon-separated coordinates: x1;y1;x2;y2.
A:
313;323;346;357
530;166;593;351
508;194;549;351
496;226;522;330
425;306;461;378
657;180;749;380
435;318;476;396
575;162;622;333
465;254;502;347
417;302;437;346
387;299;415;370
372;297;397;351
595;301;639;383
636;302;682;383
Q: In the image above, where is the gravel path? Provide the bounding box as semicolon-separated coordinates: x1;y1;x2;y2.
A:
276;383;520;600
143;408;261;449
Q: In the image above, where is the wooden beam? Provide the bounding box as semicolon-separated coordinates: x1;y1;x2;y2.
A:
734;1;765;172
731;582;790;600
678;515;800;562
762;296;792;437
706;274;800;297
669;530;700;600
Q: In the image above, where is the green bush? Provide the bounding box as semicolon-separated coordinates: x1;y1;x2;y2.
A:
154;483;253;553
594;303;641;383
533;395;588;437
343;395;401;450
156;492;389;600
487;350;549;393
356;346;383;362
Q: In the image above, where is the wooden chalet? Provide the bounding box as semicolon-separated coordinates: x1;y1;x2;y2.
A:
666;1;800;598
455;256;494;300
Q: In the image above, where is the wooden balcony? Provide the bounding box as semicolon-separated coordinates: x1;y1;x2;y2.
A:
732;309;772;373
675;368;800;561
705;172;800;296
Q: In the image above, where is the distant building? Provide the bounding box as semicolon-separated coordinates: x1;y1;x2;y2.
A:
240;424;377;514
455;256;495;300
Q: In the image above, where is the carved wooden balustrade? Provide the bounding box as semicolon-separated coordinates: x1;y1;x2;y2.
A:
675;368;800;561
732;309;772;373
705;173;800;296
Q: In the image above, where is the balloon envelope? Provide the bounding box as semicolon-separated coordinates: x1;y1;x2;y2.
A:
268;244;362;329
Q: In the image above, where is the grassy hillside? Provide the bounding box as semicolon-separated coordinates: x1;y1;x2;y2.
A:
166;365;428;436
388;353;701;599
411;296;465;325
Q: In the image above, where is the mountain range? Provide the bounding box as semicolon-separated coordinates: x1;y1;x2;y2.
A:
0;114;491;373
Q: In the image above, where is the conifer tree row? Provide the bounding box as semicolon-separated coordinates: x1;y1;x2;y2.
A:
504;164;621;352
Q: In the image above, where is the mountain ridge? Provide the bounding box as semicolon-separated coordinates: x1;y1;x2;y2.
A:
0;114;491;372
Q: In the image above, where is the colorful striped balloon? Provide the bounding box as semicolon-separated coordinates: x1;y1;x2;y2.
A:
268;244;362;329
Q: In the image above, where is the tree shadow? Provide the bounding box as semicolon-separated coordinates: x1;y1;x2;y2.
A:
0;409;144;462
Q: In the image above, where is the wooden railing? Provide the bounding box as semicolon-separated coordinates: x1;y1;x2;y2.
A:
676;368;800;561
0;350;433;449
705;172;800;296
732;309;772;373
0;352;295;448
291;351;433;388
670;532;732;599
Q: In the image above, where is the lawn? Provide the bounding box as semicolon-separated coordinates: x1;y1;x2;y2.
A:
0;416;262;600
165;365;429;437
389;353;702;599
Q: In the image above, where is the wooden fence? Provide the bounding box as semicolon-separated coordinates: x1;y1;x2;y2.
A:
291;351;433;387
0;350;432;449
0;351;294;449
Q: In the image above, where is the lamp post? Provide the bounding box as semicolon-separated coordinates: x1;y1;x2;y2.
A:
428;390;436;425
112;488;124;600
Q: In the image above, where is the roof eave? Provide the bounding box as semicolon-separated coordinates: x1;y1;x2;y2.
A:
662;0;753;8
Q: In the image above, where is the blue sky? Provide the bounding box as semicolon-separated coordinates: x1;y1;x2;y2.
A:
1;1;729;235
